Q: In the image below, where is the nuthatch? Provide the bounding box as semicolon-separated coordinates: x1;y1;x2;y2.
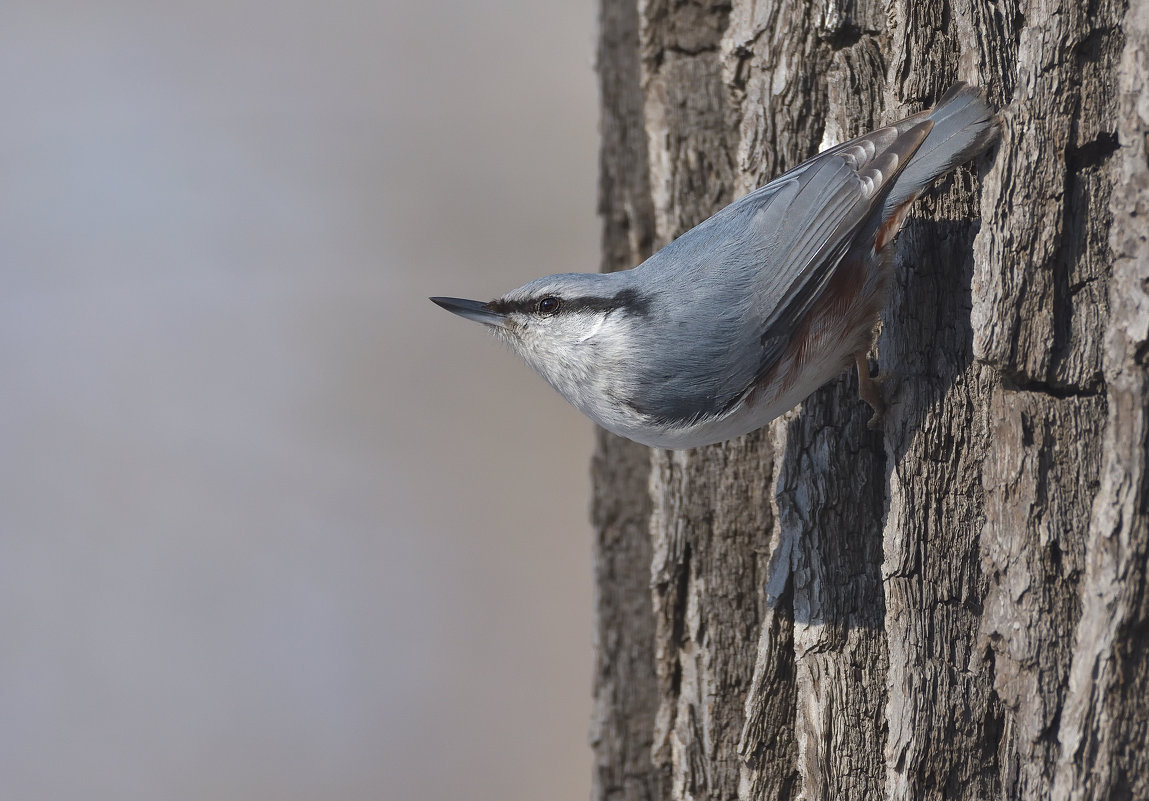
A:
432;84;998;449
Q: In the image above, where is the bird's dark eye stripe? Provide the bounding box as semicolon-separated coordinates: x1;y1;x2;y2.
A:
485;289;651;317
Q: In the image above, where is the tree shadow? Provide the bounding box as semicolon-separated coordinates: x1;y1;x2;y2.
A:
762;212;982;632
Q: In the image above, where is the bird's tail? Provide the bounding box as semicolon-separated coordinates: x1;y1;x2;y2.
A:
883;83;999;213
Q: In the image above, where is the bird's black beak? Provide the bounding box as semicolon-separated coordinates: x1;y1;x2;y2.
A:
430;297;507;328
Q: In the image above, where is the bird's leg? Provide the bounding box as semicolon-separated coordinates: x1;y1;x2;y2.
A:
854;351;886;429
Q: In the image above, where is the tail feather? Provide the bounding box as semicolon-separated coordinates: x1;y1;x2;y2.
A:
883;83;999;213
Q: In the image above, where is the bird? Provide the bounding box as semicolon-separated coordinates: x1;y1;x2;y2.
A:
431;83;999;449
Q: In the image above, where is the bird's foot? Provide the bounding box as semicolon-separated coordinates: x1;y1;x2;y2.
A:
854;351;886;429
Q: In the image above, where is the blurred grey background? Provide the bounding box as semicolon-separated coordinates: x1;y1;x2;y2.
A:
1;2;598;799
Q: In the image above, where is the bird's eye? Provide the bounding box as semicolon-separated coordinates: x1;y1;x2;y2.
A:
537;296;562;315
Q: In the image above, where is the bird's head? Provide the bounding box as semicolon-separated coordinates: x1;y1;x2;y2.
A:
431;272;651;414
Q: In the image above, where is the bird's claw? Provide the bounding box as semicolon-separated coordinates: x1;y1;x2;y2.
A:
854;351;886;429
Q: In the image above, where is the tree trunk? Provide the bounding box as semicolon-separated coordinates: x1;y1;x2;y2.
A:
590;0;1149;799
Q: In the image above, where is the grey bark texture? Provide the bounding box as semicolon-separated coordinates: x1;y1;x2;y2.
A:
589;0;1149;799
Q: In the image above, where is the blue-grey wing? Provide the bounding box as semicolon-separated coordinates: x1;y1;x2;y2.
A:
745;121;934;369
626;120;933;426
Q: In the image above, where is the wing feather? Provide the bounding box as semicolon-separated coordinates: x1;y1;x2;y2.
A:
623;119;934;426
742;119;934;392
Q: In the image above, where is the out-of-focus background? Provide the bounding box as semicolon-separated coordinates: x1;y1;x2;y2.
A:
0;2;598;799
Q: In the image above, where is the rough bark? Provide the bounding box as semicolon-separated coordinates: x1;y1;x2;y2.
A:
590;0;1149;798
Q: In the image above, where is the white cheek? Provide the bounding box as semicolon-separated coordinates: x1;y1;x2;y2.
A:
577;314;607;343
